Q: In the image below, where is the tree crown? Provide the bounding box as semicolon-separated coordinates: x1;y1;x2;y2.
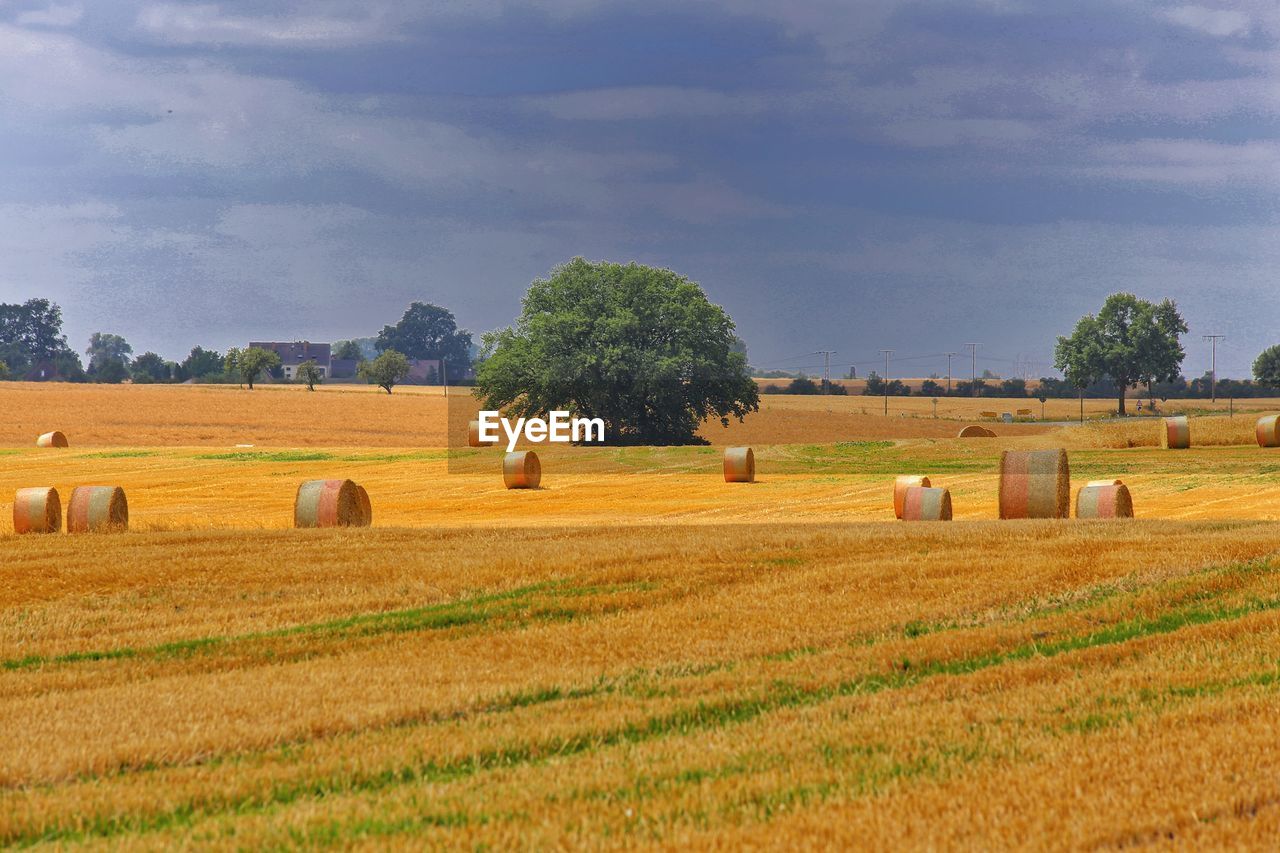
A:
474;258;757;444
376;303;472;365
1054;293;1187;408
359;349;411;393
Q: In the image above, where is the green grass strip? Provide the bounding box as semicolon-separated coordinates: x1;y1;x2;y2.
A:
194;451;335;462
0;581;626;673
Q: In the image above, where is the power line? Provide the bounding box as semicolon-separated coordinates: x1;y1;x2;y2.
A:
964;343;980;395
815;350;836;393
880;349;893;415
1204;334;1225;402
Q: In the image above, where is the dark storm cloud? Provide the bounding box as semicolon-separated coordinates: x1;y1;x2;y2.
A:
0;0;1276;375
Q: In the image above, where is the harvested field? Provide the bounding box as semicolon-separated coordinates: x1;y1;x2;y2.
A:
3;441;1280;530
5;382;1280;847
0;382;1122;447
1057;415;1259;449
5;522;1280;847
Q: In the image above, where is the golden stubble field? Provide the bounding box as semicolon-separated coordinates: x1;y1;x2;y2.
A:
4;382;1280;848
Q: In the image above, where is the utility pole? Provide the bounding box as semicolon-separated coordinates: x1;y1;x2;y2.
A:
442;357;448;398
964;343;980;396
1203;334;1225;403
880;349;893;416
815;350;836;394
944;352;957;395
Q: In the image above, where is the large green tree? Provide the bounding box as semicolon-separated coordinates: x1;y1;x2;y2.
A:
1253;345;1280;388
1054;292;1187;416
0;298;77;374
131;351;169;383
180;346;224;379
333;340;365;361
86;332;133;375
376;302;472;369
475;258;759;444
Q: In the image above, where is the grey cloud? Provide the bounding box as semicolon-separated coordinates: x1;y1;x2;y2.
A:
14;3;83;27
1162;5;1254;38
133;3;408;47
1;0;1278;377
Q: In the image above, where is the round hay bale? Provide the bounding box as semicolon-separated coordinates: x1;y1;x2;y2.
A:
503;451;541;489
1161;415;1190;449
468;419;498;448
355;484;372;527
999;449;1069;519
35;431;68;448
1076;483;1134;519
902;486;952;521
67;486;128;533
294;479;364;528
958;425;996;438
13;487;61;534
723;447;755;483
1086;479;1123;487
893;475;931;519
1257;415;1280;448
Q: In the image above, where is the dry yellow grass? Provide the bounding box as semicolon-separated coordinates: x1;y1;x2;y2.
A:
4;382;1280;847
4;523;1280;848
1061;414;1260;448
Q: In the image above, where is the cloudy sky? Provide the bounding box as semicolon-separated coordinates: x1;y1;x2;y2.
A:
1;1;1276;377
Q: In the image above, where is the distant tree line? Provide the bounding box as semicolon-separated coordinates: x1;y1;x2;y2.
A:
10;286;1280;418
0;297;477;392
759;370;1279;400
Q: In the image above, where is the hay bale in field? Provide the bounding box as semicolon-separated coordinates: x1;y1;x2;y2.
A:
893;475;931;519
1161;415;1190;449
35;431;68;448
355;484;372;527
468;419;498;447
902;486;952;521
1076;483;1134;519
13;487;61;534
503;451;541;489
958;425;996;438
723;447;755;483
1086;479;1123;487
979;411;998;419
66;486;128;533
999;449;1069;519
294;479;366;528
1017;408;1032;416
1256;415;1280;448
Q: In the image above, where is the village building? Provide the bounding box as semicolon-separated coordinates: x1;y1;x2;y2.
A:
248;341;332;380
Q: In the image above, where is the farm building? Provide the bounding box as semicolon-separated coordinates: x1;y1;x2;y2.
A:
248;341;332;380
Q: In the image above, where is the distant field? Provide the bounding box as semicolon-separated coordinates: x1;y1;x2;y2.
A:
5;382;1280;846
11;381;1275;448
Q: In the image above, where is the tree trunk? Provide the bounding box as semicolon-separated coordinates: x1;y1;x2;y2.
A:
1116;382;1126;416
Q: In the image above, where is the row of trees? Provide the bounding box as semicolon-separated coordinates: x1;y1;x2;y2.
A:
0;299;81;380
762;371;1280;401
762;294;1275;412
10;277;1280;441
0;296;472;393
